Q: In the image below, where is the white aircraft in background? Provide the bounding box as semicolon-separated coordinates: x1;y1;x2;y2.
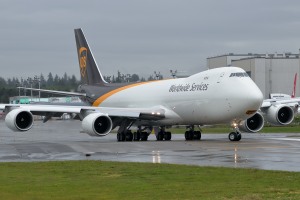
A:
244;73;300;133
0;28;264;142
269;73;298;99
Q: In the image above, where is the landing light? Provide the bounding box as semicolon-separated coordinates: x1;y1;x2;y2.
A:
232;122;238;128
151;112;161;115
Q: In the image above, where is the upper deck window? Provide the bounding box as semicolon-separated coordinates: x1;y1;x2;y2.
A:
229;72;249;77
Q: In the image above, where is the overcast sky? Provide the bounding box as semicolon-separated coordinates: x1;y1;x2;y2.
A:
1;0;300;80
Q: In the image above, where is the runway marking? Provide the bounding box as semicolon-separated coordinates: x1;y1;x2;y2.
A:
269;138;300;142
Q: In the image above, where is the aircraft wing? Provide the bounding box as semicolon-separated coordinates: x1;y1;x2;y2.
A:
0;103;169;137
261;97;300;108
0;104;166;120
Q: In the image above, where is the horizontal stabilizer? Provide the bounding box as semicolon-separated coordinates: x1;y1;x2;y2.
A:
17;87;86;97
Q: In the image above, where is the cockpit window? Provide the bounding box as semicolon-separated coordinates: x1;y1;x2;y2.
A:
229;72;249;77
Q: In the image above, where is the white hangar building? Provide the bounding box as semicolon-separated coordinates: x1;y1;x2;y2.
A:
207;52;300;98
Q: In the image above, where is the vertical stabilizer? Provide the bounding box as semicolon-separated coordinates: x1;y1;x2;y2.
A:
292;73;297;98
74;28;107;85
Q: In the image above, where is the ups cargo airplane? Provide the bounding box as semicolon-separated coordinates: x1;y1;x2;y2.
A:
0;29;264;142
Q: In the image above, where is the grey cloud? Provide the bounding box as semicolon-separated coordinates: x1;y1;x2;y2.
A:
1;0;300;79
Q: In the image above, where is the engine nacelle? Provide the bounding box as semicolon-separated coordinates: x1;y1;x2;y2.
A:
5;109;34;132
82;113;112;136
238;112;264;133
264;105;294;125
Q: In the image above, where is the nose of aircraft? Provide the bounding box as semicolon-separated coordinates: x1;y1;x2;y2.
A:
241;81;264;115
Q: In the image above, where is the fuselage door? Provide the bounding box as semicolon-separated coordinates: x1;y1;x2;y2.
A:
217;72;225;83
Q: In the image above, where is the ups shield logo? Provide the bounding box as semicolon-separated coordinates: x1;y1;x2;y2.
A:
79;47;88;77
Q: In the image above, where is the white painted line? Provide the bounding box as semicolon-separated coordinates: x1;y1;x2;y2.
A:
270;138;300;142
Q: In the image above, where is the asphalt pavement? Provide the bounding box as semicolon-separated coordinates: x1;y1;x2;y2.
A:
0;120;300;172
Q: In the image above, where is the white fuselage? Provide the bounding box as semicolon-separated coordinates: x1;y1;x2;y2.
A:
98;67;263;126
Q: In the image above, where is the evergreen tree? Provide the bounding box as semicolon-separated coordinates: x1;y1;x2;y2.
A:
131;74;139;82
70;75;77;87
63;72;68;85
148;75;155;81
0;77;7;87
40;73;46;88
47;72;54;86
54;74;60;86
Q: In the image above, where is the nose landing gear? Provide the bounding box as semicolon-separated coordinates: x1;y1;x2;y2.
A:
228;123;242;141
228;132;241;141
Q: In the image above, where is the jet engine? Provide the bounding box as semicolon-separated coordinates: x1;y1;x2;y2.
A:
238;112;264;133
82;113;113;136
5;109;34;132
264;105;294;125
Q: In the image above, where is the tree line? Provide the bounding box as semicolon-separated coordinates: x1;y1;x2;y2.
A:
103;71;163;83
0;71;164;103
0;73;80;103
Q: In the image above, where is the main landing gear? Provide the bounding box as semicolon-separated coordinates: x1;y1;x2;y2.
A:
117;130;150;142
117;122;150;142
133;129;150;141
184;126;201;141
155;127;172;141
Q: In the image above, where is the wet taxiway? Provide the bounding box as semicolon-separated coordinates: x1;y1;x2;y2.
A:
0;120;300;172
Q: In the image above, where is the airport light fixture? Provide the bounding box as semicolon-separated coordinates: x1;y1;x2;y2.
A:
27;77;33;98
34;75;41;102
20;77;26;96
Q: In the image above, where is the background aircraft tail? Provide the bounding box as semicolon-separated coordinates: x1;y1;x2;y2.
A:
291;73;297;98
74;28;107;86
269;73;298;99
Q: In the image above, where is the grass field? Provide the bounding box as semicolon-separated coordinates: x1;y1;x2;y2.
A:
0;161;299;200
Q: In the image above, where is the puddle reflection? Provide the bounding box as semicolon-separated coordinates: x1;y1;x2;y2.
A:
152;151;161;163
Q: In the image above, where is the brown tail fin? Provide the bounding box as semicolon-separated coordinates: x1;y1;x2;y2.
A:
74;28;107;85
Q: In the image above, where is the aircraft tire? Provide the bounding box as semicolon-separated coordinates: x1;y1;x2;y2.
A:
164;132;172;141
156;131;164;141
184;131;189;140
117;132;126;142
125;130;133;141
185;131;194;140
194;131;201;140
228;132;237;141
133;131;141;141
237;133;242;141
140;132;148;141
